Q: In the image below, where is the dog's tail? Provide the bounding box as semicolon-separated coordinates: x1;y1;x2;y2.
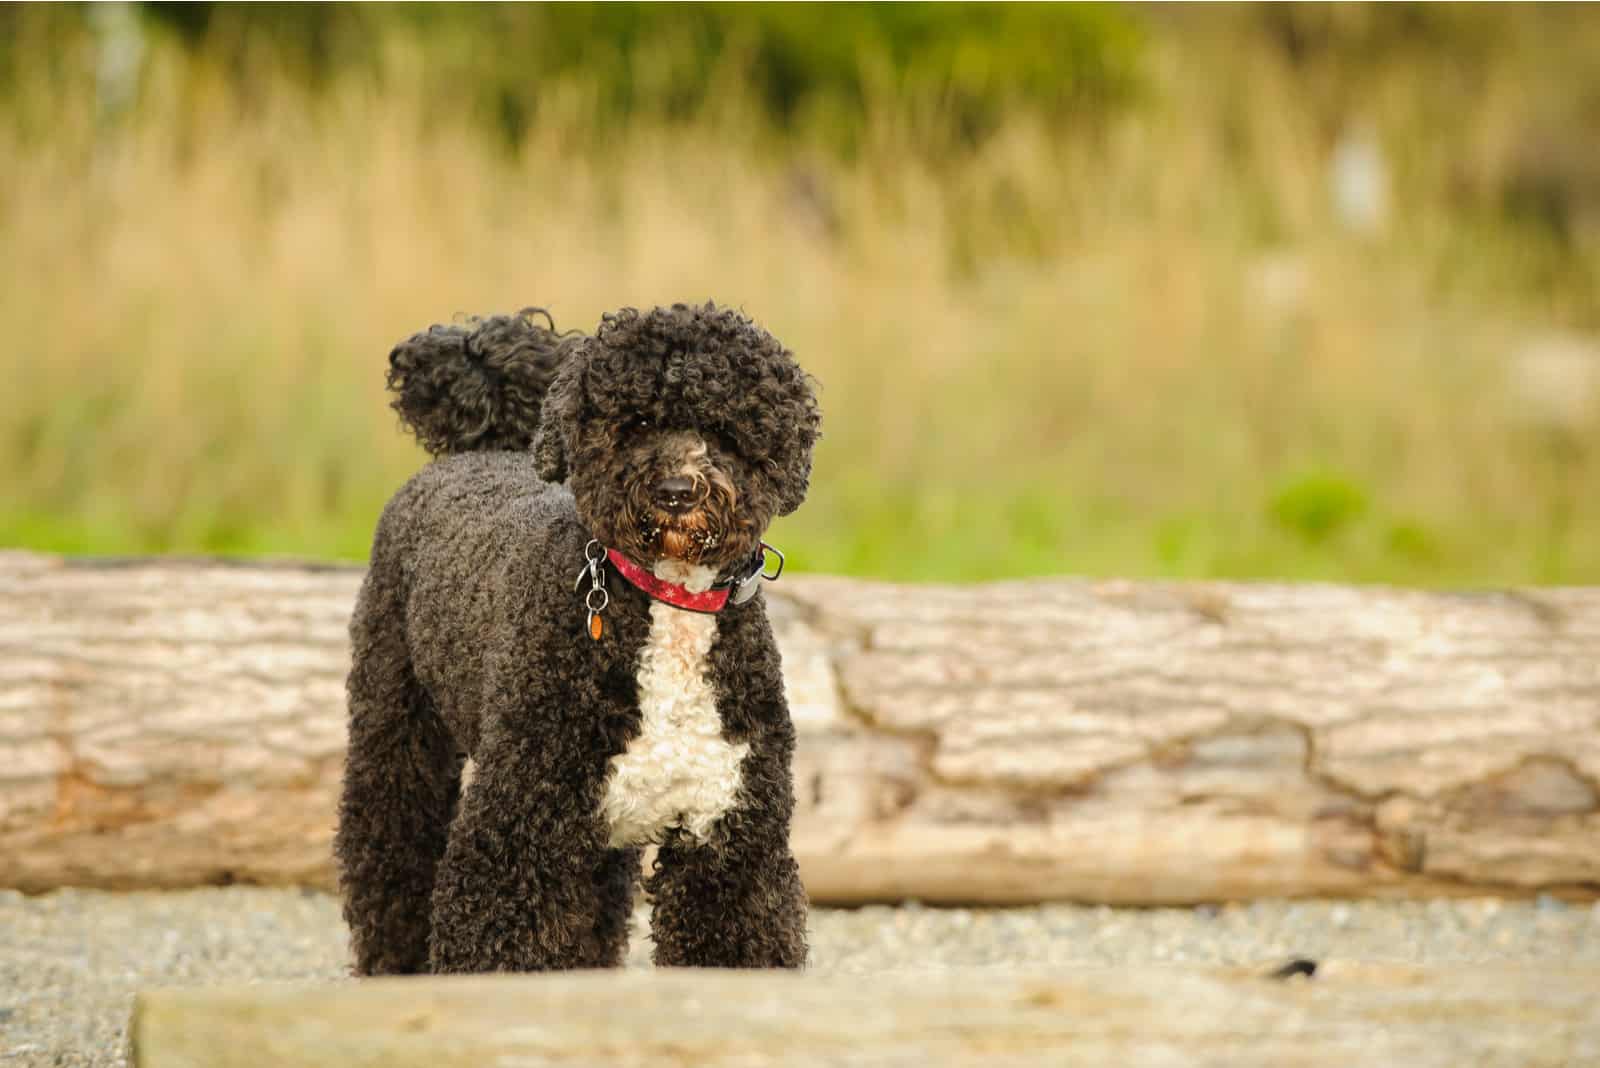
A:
385;308;576;457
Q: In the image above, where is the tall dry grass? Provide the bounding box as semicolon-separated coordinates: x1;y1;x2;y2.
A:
3;23;1598;582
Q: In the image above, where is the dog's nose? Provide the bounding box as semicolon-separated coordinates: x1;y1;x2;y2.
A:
654;476;698;513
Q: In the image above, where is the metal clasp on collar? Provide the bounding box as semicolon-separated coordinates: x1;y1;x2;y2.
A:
574;539;608;639
730;542;784;605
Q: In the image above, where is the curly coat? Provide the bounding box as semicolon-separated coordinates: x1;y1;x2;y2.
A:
334;303;819;975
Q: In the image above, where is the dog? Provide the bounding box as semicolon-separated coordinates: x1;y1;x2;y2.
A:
334;303;820;974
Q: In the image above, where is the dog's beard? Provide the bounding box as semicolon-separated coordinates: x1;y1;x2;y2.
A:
656;510;723;564
619;476;756;571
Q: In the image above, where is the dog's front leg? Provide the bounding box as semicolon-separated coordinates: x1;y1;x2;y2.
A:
426;727;617;973
647;731;808;969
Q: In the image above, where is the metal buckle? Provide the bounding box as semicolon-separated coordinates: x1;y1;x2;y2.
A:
730;542;783;605
573;539;607;592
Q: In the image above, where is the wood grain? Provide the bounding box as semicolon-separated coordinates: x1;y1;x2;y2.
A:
129;966;1600;1067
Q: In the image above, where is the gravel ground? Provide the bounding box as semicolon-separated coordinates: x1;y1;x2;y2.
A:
3;888;1598;1066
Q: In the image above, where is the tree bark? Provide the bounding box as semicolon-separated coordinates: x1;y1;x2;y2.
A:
3;551;1598;901
129;966;1600;1068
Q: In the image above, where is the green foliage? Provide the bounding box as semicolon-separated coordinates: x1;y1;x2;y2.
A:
1384;519;1442;567
121;2;1145;150
1268;472;1369;544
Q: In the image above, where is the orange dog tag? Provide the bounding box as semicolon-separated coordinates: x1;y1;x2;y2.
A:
589;612;604;641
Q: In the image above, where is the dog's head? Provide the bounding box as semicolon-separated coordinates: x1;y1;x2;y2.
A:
533;303;820;577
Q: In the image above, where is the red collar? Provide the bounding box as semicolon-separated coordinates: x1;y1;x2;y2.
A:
605;549;732;613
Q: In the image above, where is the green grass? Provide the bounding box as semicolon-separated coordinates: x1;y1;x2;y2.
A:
6;481;1586;587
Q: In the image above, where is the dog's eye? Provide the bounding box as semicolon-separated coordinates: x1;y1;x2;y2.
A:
629;416;652;433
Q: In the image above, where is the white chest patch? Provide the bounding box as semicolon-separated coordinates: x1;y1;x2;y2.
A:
599;563;748;848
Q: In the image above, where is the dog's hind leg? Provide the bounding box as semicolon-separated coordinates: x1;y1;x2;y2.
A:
334;564;461;976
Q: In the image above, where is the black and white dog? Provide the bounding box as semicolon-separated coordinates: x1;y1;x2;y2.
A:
334;303;819;974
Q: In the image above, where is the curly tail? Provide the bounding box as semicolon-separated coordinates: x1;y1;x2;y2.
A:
385;308;576;457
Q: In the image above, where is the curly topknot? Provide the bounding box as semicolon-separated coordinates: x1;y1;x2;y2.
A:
535;302;821;518
386;308;577;457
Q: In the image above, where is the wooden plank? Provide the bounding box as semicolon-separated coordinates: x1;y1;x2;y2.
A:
130;966;1600;1067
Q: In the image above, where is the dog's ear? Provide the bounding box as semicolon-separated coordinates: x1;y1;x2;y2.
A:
773;461;813;517
772;373;822;516
774;481;807;517
533;358;581;483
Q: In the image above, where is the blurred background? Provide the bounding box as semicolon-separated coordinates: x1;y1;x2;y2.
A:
2;2;1598;583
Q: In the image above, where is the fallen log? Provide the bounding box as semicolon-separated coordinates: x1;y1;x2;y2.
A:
129;965;1600;1067
3;551;1598;901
